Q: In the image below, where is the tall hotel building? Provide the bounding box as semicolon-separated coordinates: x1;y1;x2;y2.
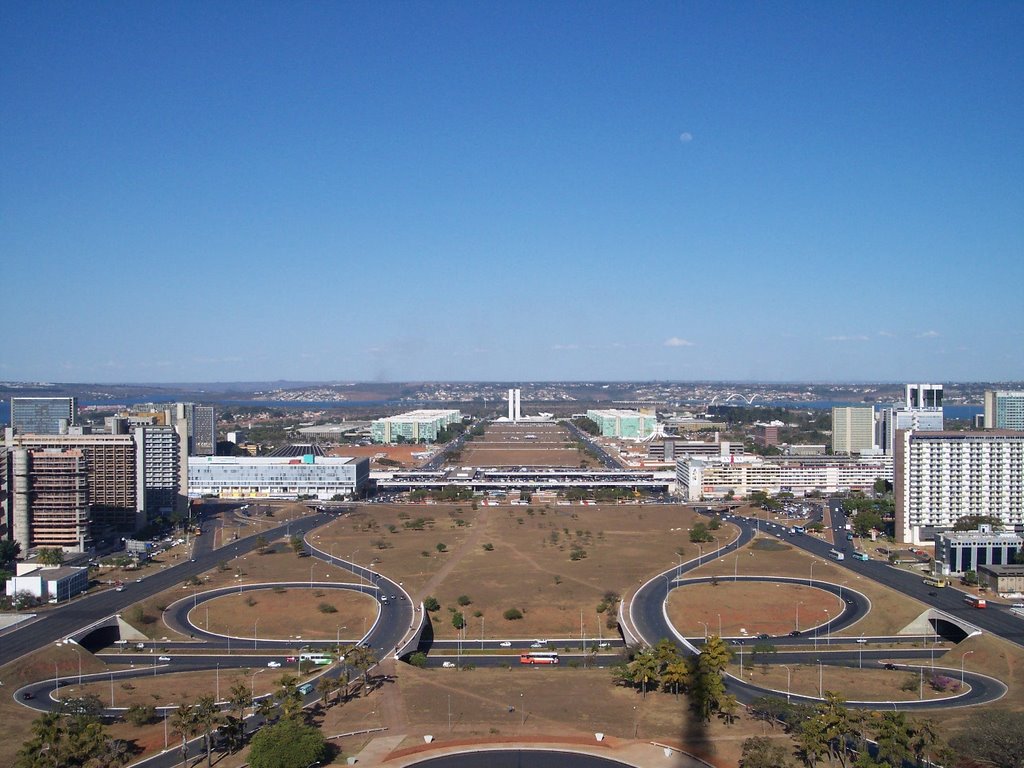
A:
894;430;1024;544
831;406;875;454
984;390;1024;431
10;397;77;435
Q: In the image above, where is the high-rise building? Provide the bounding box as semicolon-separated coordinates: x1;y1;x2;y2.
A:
9;447;91;552
876;384;944;455
984;390;1024;431
507;389;522;422
905;384;943;409
135;425;186;522
831;406;875;454
894;430;1024;544
10;397;77;435
177;403;216;455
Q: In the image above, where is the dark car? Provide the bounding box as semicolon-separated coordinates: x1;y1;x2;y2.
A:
756;633;770;640
789;630;802;637
22;691;33;700
884;663;897;670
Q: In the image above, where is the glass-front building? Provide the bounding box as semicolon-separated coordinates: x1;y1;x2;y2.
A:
10;397;77;434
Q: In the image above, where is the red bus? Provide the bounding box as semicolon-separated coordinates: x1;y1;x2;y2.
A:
964;594;987;609
519;652;559;665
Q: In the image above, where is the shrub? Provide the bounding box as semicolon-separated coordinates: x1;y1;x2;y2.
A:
503;608;523;621
318;603;337;613
424;596;440;612
482;543;494;552
436;543;447;553
457;595;471;606
409;652;428;668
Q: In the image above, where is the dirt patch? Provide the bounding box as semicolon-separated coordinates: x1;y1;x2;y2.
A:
734;661;968;702
667;582;842;638
192;587;378;641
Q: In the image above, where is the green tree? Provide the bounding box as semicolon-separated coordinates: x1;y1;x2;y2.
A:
691;636;731;721
228;681;252;722
0;539;21;567
255;535;268;554
170;703;199;768
908;718;939;768
739;735;792;768
424;596;440;612
36;547;64;566
689;523;714;543
248;718;329;768
661;659;692;699
316;675;338;705
452;611;465;630
125;703;157;726
628;647;661;699
409;652;428;668
345;645;378;695
15;708;130;768
289;535;305;555
873;711;912;767
274;674;304;721
193;694;221;768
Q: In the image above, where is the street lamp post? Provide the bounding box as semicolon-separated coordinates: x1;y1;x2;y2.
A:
61;640;82;686
310;562;315;587
809;560;816;587
961;650;974;686
254;618;260;650
781;664;792;703
700;621;709;640
718;613;722;638
818;661;823;698
250;669;265;713
859;634;864;669
824;609;832;646
796;601;802;631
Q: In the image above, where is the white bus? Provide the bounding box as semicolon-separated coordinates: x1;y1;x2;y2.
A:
299;653;333;666
828;548;845;561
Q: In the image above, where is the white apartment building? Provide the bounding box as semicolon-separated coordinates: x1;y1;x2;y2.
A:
675;454;893;501
895;430;1024;544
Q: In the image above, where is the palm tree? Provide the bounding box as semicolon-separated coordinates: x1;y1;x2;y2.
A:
192;695;220;768
909;718;939;766
346;646;378;696
227;681;251;723
316;676;338;706
170;703;198;768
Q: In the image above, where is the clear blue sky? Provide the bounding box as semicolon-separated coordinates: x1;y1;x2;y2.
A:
3;2;1022;383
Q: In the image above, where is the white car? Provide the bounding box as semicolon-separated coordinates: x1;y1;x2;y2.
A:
267;661;281;668
158;656;171;662
856;638;868;644
441;661;456;668
530;642;545;649
498;641;512;648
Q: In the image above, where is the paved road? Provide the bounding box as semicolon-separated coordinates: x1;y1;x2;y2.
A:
626;510;1007;709
0;511;333;668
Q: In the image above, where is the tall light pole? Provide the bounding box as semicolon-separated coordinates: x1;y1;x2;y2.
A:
310;561;315;587
250;669;265;712
961;650;974;686
734;554;739;581
700;621;709;640
839;580;848;604
718;613;722;638
254;618;260;650
809;560;816;587
859;634;864;669
781;664;792;703
818;661;823;698
796;601;802;632
61;640;82;686
824;608;832;646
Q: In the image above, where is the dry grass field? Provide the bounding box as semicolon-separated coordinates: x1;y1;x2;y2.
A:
667;582;842;638
735;661;967;702
313;503;729;640
192;587;377;641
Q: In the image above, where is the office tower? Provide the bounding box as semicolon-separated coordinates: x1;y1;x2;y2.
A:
135;425;186;524
176;403;216;455
894;430;1024;544
876;384;945;455
10;397;77;435
984;390;1024;430
905;384;943;409
831;406;875;454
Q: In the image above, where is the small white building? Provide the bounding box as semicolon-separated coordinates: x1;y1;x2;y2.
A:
5;564;89;603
